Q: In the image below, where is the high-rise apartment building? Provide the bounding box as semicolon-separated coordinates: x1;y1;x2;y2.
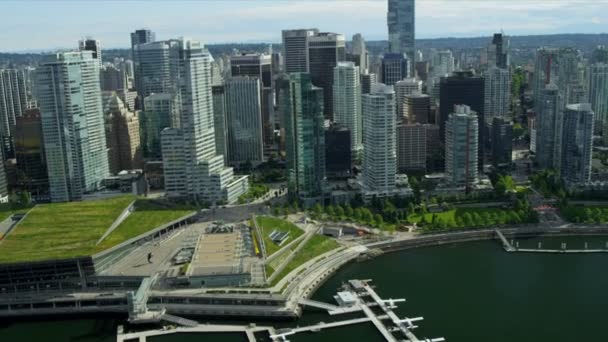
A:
0;69;27;157
36;51;109;202
101;64;127;91
333;62;362;158
130;29;155;52
281;29;319;73
279;73;326;204
224;77;264;167
212;85;228;160
102;92;141;174
362;84;399;200
488;33;510;69
397;123;427;173
561;104;594;185
308;32;346;119
382;53;409;86
535;84;563;170
351;33;368;73
78;37;101;66
404;93;431;124
394;78;422;120
325;124;352;179
133;40;179;106
14;108;48;196
533;48;581;111
387;0;415;74
141;93;178;160
588;63;608;137
159;38;248;203
484;66;511;120
491;117;513;169
445;105;479;189
361;72;377;94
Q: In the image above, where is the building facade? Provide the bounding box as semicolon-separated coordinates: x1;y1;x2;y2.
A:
397;123;427;173
491;117;513;169
394;78;422;120
102;92;141;174
333;62;362;158
141;93;178;160
445;105;479;189
588;63;608;138
325;124;352;179
535;84;563;170
404;93;431;124
387;0;415;74
560;104;594;185
0;69;27;157
308;32;346;119
14;108;48;196
484;66;511;121
281;29;319;73
381;53;409;86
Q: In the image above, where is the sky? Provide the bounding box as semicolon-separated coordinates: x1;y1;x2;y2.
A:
1;0;607;52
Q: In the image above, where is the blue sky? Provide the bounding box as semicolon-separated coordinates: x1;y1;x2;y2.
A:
1;0;607;51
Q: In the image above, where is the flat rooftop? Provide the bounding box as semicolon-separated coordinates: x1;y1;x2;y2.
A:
190;231;243;276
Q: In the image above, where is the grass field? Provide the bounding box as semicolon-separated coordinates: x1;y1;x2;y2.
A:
408;206;535;231
269;234;339;285
254;216;304;256
0;195;135;263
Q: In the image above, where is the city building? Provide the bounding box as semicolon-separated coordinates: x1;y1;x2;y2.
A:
361;72;377;94
394;78;422;120
439;71;485;169
351;33;368;73
484;66;511;121
281;29;319;73
308;32;346;119
224;77;264;168
491;117;513;169
212;85;228;161
488;33;510;69
102;92;141;174
561;104;594;185
0;69;27;157
333;62;362;159
535;84;563;170
130;28;155;53
397;123;427;173
588;63;608;138
36;51;109;202
14;108;48;196
445;105;479;190
387;0;415;74
381;53;409;86
159;38;248;203
404;93;432;124
101;64;127;91
325;124;352;179
279;73;326;205
78;37;101;66
141;93;178;160
362;84;404;200
533;48;581;112
133;39;179;107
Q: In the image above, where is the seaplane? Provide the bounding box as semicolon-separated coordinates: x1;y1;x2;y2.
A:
396;316;424;328
420;338;446;342
379;298;406;309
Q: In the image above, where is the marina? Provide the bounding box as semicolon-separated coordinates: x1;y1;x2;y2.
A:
495;229;608;253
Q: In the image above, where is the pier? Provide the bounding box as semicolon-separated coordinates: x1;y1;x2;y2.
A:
495;229;608;254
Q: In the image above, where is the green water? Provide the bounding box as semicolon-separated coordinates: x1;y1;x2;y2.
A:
3;238;608;341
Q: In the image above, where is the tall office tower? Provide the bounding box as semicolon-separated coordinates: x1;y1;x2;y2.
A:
491;117;513;169
102;92;141;174
439;71;485;169
0;69;27;157
484;66;511;121
211;85;228;161
351;33;368;74
394;78;422;120
14;108;48;196
141;93;178;160
160;38;248;203
591;45;608;64
118;59;135;88
535;84;563;170
533;48;581;110
101;64;127;91
361;72;377;94
404;93;431;124
308;32;346;119
281;29;319;73
36;51;109;202
415;61;429;81
279;73;326;204
333;62;363;158
387;0;415;75
445;105;479;189
397;123;427;173
230;53;274;146
432;50;455;79
588;63;608;135
79;38;101;67
488;33;510;69
561;104;594;185
362;84;399;200
130;28;155;58
133;40;179;107
381;53;409;86
224;77;264;168
325;124;352;179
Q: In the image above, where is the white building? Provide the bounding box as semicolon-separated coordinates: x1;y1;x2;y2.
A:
333;62;363;159
445;105;479;188
159;38;248;204
484;66;511;121
394;78;422;120
588;63;608;139
36;51;109;202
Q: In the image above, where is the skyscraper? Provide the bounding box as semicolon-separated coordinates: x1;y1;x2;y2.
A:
445;105;479;190
224;77;264;167
387;0;416;74
279;73;326;204
211;85;228;160
404;93;431;124
101;64;127;91
394;78;422;120
362;84;399;200
535;84;563;170
0;69;27;157
308;32;346;119
36;51;109;202
133;40;178;106
78;37;101;66
491;117;513;169
381;53;409;86
325;124;352;179
588;63;608;138
102;92;141;174
351;33;368;74
281;29;319;73
141;93;178;160
361;72;377;94
14;108;48;196
130;28;155;53
488;33;510;69
484;66;511;120
533;48;581;111
397;123;427;173
561;104;594;185
333;62;362;158
159;38;248;203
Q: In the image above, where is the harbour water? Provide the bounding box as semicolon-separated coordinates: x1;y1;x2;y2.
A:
3;238;608;341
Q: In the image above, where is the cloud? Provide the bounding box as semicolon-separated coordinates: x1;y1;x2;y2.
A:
591;17;602;24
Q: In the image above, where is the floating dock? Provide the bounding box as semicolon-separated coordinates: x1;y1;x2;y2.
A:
495;229;608;254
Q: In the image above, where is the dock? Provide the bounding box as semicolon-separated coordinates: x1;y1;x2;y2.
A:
495;229;608;254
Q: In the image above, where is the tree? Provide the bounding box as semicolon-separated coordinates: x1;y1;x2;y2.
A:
374;214;384;226
361;208;374;223
344;205;354;218
354;208;363;221
325;205;335;217
462;212;474;227
335;205;345;218
313;203;323;216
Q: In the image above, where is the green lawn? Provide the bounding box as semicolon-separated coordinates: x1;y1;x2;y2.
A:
270;234;339;286
0;195;135;263
254;216;304;256
409;207;537;232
